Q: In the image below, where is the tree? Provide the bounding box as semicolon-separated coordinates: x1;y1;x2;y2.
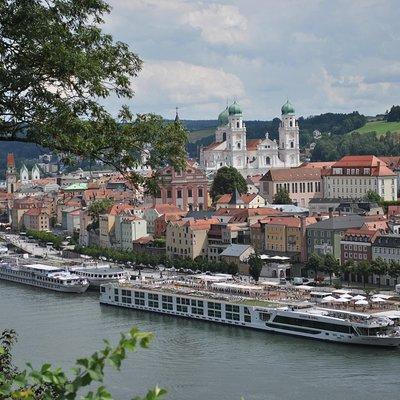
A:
306;253;323;280
388;260;400;285
0;328;166;400
88;198;114;220
210;166;247;202
364;190;383;204
0;0;187;192
341;259;355;286
370;258;388;287
386;105;400;122
356;261;372;288
273;188;292;205
248;253;263;282
323;253;340;285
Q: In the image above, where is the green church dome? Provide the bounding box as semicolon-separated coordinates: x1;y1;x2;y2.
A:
281;99;295;115
228;101;242;116
218;107;229;126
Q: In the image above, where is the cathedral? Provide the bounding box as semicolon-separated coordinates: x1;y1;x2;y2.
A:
199;100;300;176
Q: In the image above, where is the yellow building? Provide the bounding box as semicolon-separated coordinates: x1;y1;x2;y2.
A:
166;218;218;260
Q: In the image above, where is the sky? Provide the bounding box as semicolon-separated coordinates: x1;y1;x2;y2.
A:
104;0;400;120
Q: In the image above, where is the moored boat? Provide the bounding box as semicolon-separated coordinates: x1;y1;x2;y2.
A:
0;262;89;293
99;277;400;347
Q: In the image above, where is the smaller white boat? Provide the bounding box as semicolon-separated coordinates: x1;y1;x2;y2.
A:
71;265;129;289
0;262;89;293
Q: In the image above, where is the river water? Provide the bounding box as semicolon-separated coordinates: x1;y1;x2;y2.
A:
0;280;399;400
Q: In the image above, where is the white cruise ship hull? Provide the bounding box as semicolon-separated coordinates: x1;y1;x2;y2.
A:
0;269;89;293
100;286;400;347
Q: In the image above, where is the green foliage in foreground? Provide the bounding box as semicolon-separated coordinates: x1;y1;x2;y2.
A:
25;230;63;250
0;328;165;400
74;245;239;275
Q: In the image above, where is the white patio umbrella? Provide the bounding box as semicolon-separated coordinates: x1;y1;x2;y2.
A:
353;294;366;301
335;297;350;303
341;293;354;299
355;299;369;305
321;295;336;303
372;297;387;303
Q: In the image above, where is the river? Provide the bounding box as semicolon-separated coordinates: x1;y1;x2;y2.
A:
0;280;399;400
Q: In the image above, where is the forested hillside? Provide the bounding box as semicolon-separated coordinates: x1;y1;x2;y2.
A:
185;111;367;158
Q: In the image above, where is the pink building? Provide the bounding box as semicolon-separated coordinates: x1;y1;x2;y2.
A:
154;161;209;211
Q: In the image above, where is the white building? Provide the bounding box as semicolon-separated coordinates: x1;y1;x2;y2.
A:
200;100;300;176
322;155;397;202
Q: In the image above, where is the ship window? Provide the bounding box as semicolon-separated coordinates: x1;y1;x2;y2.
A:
259;312;271;321
192;307;204;315
208;302;221;310
162;302;173;310
100;287;106;293
272;315;352;334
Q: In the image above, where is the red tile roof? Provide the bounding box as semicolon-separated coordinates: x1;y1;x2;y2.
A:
299;161;336;169
246;139;262;151
202;141;222;151
152;204;183;215
216;193;259;204
261;167;322;182
24;208;48;217
6;153;15;167
323;155;396;177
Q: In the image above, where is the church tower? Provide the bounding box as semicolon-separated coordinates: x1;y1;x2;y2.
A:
227;101;247;170
278;100;300;167
6;153;17;193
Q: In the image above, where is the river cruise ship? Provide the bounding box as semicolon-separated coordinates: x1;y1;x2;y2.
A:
71;266;129;289
100;276;400;347
0;262;89;293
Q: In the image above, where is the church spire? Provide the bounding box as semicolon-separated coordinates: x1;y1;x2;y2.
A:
174;106;179;122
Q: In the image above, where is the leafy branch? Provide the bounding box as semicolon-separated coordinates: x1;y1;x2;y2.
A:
0;328;166;400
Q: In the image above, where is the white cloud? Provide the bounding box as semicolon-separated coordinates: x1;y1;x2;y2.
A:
131;60;246;117
183;4;248;45
105;0;400;118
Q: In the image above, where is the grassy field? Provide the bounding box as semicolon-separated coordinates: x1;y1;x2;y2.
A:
187;127;215;143
351;120;400;136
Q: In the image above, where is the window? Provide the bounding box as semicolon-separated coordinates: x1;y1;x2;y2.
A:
167;190;172;198
198;188;203;197
188;189;192;198
177;190;182;199
266;156;271;165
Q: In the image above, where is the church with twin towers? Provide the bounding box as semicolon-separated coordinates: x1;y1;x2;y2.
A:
199;99;300;176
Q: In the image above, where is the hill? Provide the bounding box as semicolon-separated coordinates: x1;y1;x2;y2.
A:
350;120;400;136
188;127;216;143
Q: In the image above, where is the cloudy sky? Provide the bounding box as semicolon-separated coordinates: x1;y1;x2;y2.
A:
104;0;400;120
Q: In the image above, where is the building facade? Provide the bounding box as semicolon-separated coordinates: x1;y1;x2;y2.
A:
322;155;397;201
340;228;379;265
260;167;322;207
153;162;209;212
